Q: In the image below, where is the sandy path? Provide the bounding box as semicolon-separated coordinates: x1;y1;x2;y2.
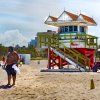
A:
0;60;100;100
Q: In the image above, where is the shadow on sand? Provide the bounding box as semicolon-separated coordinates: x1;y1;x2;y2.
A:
0;85;13;89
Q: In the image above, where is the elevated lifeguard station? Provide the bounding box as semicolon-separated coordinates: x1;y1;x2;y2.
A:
38;10;98;71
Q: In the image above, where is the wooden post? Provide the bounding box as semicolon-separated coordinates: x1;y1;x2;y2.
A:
90;79;95;89
39;36;41;48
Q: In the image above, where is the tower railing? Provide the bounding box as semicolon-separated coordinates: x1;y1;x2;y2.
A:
58;34;98;48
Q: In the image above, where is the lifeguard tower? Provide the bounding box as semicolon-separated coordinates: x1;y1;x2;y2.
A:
38;10;98;71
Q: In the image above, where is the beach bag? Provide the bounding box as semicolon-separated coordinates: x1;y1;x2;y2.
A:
12;64;20;74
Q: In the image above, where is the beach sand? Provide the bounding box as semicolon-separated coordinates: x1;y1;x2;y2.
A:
0;60;100;100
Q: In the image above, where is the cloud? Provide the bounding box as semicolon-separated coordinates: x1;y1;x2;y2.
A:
0;0;100;46
0;30;29;47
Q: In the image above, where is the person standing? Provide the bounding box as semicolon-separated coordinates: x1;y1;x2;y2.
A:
1;56;6;69
5;46;19;86
2;56;6;64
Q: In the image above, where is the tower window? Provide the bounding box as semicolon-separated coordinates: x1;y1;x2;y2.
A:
65;26;68;32
80;26;85;32
69;26;73;32
74;26;77;31
60;26;65;32
59;26;78;33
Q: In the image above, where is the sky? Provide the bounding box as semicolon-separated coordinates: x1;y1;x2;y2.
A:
0;0;100;46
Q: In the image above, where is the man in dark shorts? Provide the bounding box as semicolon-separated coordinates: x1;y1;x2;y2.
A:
5;46;19;86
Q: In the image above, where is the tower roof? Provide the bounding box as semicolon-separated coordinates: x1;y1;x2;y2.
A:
65;11;78;21
45;16;57;24
45;10;97;27
79;14;97;25
49;16;58;22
